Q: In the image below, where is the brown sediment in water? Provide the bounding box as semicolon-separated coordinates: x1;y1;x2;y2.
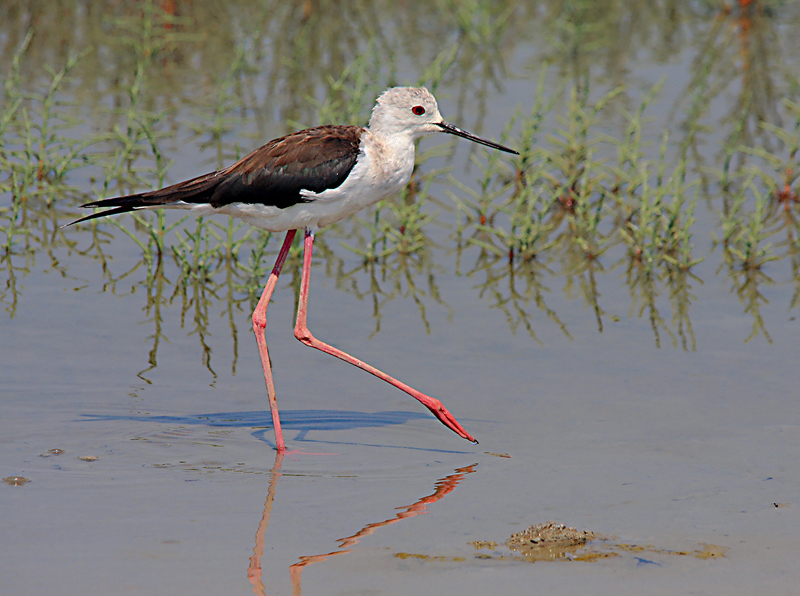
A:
507;521;595;549
469;522;728;564
505;521;597;561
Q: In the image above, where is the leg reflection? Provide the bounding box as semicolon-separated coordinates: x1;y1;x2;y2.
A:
248;451;284;596
248;453;477;596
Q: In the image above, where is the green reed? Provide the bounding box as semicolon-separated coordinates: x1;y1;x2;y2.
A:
1;29;98;316
448;77;713;345
3;0;800;353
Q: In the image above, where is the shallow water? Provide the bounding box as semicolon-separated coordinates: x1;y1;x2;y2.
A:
3;2;800;595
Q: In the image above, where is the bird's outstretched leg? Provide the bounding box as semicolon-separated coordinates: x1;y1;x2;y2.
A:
253;229;297;452
293;228;477;444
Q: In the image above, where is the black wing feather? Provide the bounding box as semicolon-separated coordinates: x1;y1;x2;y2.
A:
68;125;363;225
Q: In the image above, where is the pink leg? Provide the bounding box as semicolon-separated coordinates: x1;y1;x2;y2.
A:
253;230;297;452
293;229;477;444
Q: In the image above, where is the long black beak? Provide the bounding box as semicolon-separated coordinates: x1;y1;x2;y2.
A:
436;121;518;155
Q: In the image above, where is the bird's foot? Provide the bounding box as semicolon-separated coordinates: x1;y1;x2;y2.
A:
425;399;478;444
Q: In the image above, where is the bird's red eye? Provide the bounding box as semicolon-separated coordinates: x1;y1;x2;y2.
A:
412;105;426;116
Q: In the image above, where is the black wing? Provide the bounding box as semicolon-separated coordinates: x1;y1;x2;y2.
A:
68;125;364;226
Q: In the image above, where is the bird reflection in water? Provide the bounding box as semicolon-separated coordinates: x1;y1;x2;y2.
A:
248;452;477;595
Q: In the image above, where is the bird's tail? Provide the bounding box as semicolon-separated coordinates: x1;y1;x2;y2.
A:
64;170;224;227
64;194;160;226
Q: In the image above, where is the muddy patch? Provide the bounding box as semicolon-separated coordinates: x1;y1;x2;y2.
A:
469;521;728;564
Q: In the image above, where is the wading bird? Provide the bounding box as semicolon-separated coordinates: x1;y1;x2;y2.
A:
69;86;518;452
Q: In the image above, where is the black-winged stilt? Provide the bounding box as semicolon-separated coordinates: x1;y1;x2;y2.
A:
69;87;518;452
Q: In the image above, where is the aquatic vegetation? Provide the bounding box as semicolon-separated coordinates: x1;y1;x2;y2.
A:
1;0;799;359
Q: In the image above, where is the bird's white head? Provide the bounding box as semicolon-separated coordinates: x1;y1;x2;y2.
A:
368;86;519;155
368;87;443;140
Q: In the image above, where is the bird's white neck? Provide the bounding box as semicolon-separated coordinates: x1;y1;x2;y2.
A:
360;129;417;197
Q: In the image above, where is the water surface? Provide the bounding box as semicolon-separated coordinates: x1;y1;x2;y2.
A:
2;2;799;595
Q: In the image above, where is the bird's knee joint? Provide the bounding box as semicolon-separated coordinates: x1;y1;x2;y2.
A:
294;327;313;345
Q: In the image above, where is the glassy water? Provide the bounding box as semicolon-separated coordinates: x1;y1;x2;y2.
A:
2;2;799;594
